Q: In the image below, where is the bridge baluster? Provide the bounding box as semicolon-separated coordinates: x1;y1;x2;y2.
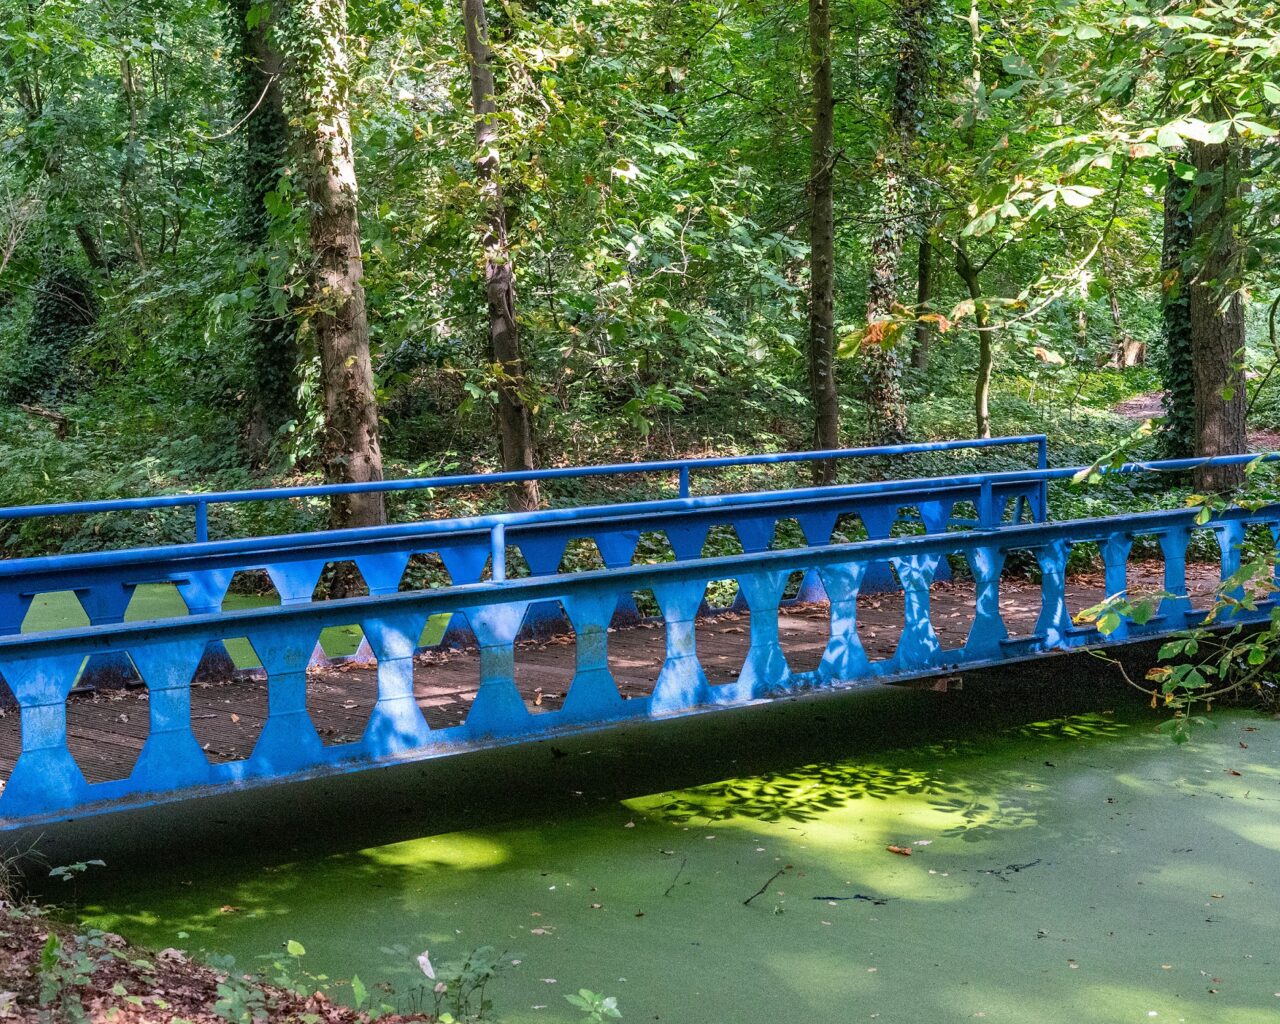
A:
817;561;872;683
891;554;941;670
722;571;789;701
1032;540;1074;649
241;621;326;775
649;581;712;714
360;613;433;754
460;601;531;737
128;640;212;790
559;591;630;722
1214;520;1247;605
1100;533;1134;639
964;545;1007;656
0;653;89;817
1157;526;1194;625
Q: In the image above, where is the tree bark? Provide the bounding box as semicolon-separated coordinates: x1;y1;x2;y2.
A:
230;0;298;466
863;0;931;444
806;0;839;483
463;0;540;512
911;232;932;371
1188;139;1247;492
293;0;385;529
955;243;993;439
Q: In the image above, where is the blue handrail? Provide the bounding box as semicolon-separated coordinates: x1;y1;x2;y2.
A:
0;434;1049;543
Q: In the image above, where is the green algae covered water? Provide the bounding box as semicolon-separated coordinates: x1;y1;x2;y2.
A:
71;687;1280;1024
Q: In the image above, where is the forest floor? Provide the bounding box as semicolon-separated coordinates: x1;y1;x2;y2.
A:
1113;391;1280;448
0;897;434;1022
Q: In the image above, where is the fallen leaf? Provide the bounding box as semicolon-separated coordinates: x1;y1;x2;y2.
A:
218;905;240;914
886;845;913;857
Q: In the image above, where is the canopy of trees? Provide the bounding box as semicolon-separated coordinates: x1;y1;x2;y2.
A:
1;0;1277;538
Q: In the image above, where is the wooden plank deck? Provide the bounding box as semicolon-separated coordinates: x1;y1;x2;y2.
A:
0;563;1223;785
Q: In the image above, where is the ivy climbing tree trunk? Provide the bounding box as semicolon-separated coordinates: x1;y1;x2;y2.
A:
292;0;385;530
1159;169;1195;459
806;0;839;482
863;0;931;444
1188;138;1247;492
230;0;297;467
463;0;540;512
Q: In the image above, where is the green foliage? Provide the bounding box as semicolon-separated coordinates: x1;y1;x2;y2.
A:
2;264;97;405
566;988;623;1022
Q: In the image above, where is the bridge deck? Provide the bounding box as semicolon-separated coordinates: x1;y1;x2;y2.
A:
3;562;1220;785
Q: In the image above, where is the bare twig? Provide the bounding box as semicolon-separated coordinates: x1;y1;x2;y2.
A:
663;857;687;897
743;868;786;907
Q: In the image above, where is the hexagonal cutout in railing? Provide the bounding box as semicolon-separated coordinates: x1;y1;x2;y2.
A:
931;560;978;653
414;643;480;731
701;524;744;562
124;582;190;624
632;531;676;567
855;568;905;662
696;585;750;686
0;669;15;791
307;623;377;746
607;587;664;699
314;561;371;601
559;538;606;574
778;571;829;674
20;590;89;635
514;600;575;715
399;551;452;593
830;512;868;545
66;652;149;783
192;636;268;764
222;569;281;613
770;518;807;550
998;548;1044;639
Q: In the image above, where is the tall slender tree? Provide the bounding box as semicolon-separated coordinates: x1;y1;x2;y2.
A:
863;0;932;444
229;0;297;466
462;0;540;511
806;0;839;480
290;0;385;529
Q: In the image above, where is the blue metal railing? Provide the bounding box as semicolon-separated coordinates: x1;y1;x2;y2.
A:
0;470;1270;827
0;434;1049;544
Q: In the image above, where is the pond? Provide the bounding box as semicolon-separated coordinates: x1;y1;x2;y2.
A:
68;680;1280;1024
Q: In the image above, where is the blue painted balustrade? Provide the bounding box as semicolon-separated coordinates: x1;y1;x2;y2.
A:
0;466;1050;681
0;487;1273;829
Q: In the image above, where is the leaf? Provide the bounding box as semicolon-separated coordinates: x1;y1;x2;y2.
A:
286;939;306;957
1033;346;1066;366
351;974;368;1008
1265;82;1280;104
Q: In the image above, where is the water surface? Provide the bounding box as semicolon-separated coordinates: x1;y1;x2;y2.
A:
75;693;1280;1024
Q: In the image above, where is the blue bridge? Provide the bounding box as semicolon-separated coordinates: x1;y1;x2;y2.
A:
0;435;1267;830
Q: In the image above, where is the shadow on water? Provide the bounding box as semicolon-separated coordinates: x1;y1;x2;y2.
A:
15;646;1157;878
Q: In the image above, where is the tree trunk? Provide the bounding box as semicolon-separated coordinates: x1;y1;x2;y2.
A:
911;232;932;371
293;0;385;530
806;0;839;483
955;243;993;439
463;0;540;512
1188;139;1247;492
1160;169;1196;458
230;0;298;466
863;0;931;444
